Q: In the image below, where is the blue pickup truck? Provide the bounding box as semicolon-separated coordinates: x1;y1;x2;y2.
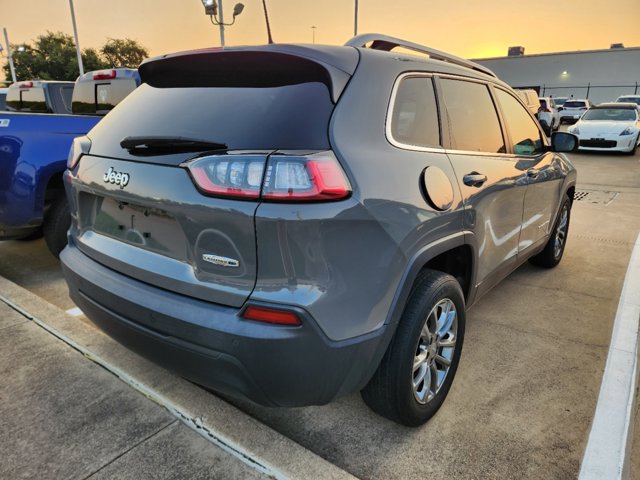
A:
0;69;140;256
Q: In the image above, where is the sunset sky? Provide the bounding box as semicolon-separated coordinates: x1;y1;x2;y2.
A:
2;0;639;81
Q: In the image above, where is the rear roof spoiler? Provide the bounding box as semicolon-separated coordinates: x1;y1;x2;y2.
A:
346;33;497;78
139;45;359;103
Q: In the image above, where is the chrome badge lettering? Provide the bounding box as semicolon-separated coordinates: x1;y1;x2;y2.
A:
202;254;240;268
103;166;130;189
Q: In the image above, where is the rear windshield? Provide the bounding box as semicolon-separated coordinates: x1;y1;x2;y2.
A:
89;82;334;150
564;101;586;108
72;78;138;115
6;87;50;113
554;98;567;105
617;97;640;105
582;109;637;121
539;99;547;108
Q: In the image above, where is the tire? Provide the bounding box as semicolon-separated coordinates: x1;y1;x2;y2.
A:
626;135;638;156
43;196;71;258
529;196;571;268
361;270;465;427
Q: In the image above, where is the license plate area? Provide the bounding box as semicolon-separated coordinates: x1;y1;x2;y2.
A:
87;194;187;259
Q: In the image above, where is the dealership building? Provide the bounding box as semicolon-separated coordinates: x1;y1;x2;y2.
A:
473;46;640;104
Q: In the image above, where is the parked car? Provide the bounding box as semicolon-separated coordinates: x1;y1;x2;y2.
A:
552;96;568;110
0;87;8;110
568;102;640;154
61;34;578;427
0;69;140;256
615;95;640;107
514;88;541;115
537;96;560;135
558;99;593;124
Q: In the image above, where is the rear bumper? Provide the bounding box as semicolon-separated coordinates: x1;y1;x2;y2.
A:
60;241;392;407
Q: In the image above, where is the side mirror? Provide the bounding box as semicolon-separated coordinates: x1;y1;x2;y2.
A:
551;132;578;152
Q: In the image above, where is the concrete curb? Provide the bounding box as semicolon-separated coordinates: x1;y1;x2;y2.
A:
0;275;356;480
579;232;640;480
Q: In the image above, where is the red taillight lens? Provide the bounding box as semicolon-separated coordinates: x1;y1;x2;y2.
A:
543;107;551;113
262;153;351;202
18;81;33;88
242;306;302;326
187;155;264;199
184;151;351;202
93;69;116;80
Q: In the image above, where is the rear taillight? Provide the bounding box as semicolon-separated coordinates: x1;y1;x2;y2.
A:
263;153;351;201
242;305;302;326
187;155;265;199
18;81;33;88
67;136;92;170
93;69;116;80
185;151;351;202
543;107;551;113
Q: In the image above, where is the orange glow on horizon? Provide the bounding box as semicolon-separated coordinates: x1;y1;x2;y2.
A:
1;0;639;81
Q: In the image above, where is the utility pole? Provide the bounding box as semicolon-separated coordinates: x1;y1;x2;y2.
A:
68;0;84;76
311;26;316;44
3;28;17;83
354;0;359;36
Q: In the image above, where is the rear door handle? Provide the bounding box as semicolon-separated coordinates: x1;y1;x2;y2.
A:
463;172;487;187
527;168;540;178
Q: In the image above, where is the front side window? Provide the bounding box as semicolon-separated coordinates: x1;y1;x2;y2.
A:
389;76;440;148
440;79;505;153
495;89;544;155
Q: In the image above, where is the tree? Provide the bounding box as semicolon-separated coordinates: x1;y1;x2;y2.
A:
2;32;149;82
100;38;149;68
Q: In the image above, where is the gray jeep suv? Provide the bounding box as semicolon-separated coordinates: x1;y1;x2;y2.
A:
61;34;578;426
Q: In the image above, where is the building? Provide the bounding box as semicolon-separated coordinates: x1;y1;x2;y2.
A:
473;46;640;104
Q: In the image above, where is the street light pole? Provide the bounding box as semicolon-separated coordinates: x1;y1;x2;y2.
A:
68;0;84;76
354;0;359;36
3;28;17;83
311;26;316;44
218;0;225;47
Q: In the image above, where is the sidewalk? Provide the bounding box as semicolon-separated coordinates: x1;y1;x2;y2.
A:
0;301;267;480
0;278;355;480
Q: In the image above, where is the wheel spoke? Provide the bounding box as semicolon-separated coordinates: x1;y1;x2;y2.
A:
435;354;451;367
438;334;456;349
414;363;429;391
413;345;428;372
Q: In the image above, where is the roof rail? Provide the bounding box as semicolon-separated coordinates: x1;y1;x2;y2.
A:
345;33;497;78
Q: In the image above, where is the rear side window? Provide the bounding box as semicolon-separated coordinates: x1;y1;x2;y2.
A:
6;88;49;113
0;93;6;110
72;78;138;115
389;76;440;148
89;82;334;150
495;89;544;155
440;79;505;153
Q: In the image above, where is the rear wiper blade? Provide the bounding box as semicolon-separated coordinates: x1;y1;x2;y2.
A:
120;136;227;155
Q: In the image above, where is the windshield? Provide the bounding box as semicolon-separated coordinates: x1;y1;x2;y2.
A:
582;109;637;122
564;101;586;108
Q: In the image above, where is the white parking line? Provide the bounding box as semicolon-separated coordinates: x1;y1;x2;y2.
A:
65;307;84;317
579;232;640;480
